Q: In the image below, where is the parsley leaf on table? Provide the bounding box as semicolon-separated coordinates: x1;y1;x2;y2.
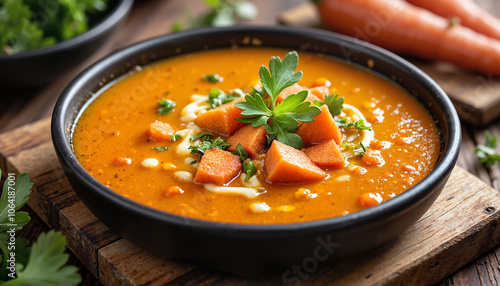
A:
157;98;176;115
475;131;500;168
2;230;81;286
0;171;32;232
236;51;321;149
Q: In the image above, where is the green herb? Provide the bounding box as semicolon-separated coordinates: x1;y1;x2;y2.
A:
171;0;257;32
0;170;81;285
190;160;197;165
152;146;170;152
475;131;500;168
203;74;222;83
206;88;240;109
314;94;344;117
354;142;367;155
157;98;176;115
236;51;321;149
190;132;215;142
189;137;230;156
0;0;109;55
171;134;182;141
242;161;257;182
336;119;372;131
232;144;248;161
2;231;81;286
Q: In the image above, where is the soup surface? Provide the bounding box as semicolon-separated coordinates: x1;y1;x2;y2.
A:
73;47;440;224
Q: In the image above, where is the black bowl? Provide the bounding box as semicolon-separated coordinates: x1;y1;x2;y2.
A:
52;26;461;276
0;0;134;91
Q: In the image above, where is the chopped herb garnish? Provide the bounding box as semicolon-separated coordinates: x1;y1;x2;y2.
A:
232;144;248;161
314;94;344;117
152;146;170;152
171;134;182;141
336;119;372;131
190;132;215;142
242;161;257;182
203;74;222;83
354;142;367;155
190;160;197;165
235;51;321;149
157;98;176;115
475;131;500;168
189;137;230;156
206;88;240;109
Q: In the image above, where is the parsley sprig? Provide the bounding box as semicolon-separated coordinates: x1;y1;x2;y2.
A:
314;94;344;117
336;119;372;131
475;131;500;168
236;51;321;149
232;144;256;182
157;98;176;115
0;170;81;285
207;89;240;109
188;132;230;156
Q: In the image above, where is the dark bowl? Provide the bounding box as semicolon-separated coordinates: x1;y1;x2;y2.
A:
0;0;134;91
51;26;461;276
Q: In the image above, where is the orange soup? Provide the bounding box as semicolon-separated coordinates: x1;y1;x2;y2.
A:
72;48;440;224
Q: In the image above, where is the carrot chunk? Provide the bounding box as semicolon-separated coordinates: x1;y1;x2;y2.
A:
147;120;175;141
163;185;184;196
304;139;345;168
196;97;245;136
194;148;242;185
309;85;329;101
296;105;342;147
362;149;385;167
265;140;327;183
113;157;132;166
276;83;320;104
357;192;383;208
227;125;267;158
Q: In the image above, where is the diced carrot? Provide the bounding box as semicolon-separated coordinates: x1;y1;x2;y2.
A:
276;83;320;104
113;157;131;165
309;85;329;101
357;192;383;208
163;185;184;196
194;148;242;185
227;125;267;158
361;149;385;167
304;139;345;168
296;105;342;147
147;120;175;141
196;97;245;136
313;77;331;88
265;140;327;183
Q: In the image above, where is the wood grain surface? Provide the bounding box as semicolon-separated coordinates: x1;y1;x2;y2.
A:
2;0;500;285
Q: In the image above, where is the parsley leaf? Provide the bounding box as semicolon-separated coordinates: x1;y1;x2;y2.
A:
236;51;321;149
0;172;32;232
152;146;169;152
314;94;344;117
171;134;182;141
206;88;240;109
336;119;372;131
242;161;257;182
475;131;500;168
157;98;176;115
203;74;222;83
188;134;230;156
232;144;248;161
354;142;367;155
2;230;81;286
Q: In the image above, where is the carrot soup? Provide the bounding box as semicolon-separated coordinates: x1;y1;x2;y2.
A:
72;47;440;224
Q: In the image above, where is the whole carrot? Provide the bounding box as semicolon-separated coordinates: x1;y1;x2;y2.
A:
408;0;500;41
314;0;500;75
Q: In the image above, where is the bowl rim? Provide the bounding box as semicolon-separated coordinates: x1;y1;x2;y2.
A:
0;0;134;60
52;25;461;236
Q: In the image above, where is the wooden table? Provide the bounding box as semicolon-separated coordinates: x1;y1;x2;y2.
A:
2;0;500;285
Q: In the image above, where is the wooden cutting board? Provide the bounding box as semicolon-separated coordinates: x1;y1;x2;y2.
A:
279;3;500;126
1;117;500;285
